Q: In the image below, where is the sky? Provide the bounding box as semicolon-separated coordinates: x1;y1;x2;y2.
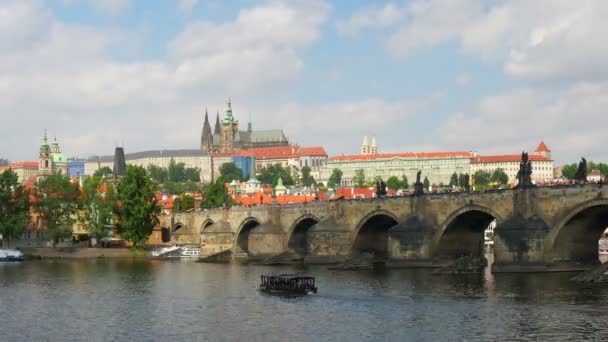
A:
1;0;607;165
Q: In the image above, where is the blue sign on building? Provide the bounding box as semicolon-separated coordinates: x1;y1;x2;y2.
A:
69;159;85;177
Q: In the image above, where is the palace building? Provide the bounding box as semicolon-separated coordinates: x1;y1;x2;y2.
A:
200;99;289;153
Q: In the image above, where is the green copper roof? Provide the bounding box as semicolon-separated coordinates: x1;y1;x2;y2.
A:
52;153;68;163
274;177;287;191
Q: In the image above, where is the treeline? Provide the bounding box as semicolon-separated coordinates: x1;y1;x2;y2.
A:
562;161;607;179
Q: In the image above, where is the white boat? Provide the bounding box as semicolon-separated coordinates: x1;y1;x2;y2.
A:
180;247;200;258
151;245;181;257
0;249;24;262
599;239;608;255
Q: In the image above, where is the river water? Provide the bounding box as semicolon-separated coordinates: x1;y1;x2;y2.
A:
1;259;608;342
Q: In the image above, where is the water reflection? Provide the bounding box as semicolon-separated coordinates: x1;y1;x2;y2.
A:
1;260;608;341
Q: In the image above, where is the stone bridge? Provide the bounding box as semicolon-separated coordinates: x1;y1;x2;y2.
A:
163;184;608;272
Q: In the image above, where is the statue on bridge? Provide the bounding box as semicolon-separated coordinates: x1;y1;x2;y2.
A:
575;157;588;183
516;152;535;189
463;173;470;193
413;171;424;196
375;179;387;198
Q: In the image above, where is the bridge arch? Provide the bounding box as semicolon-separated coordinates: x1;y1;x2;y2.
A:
172;222;185;233
351;210;400;260
199;219;215;234
235;217;261;253
432;205;503;260
286;215;320;256
545;198;608;264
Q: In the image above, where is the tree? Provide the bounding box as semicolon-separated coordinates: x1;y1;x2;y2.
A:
35;174;80;246
80;175;115;241
164;181;185;195
458;173;468;188
174;194;195;212
353;169;366;188
423;176;430;190
94;166;113;177
115;165;161;247
167;158;187;182
491;169;509;186
200;179;233;209
386;176;401;190
0;169;29;247
219;162;244;182
449;173;459;187
147;165;168;183
472;170;492;187
257;165;294;187
400;175;409;189
184;167;201;182
301;166;315;187
327;169;343;189
561;163;577;180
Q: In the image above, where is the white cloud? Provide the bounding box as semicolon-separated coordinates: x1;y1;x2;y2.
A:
177;0;198;15
456;72;472;86
438;83;608;163
89;0;132;15
0;0;332;161
336;2;404;37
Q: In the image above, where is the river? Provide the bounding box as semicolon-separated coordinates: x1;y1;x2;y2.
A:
1;259;608;341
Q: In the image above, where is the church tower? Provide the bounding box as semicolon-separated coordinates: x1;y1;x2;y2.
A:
200;108;213;152
361;136;369;155
535;141;552;160
370;137;378;155
39;130;52;177
219;98;240;153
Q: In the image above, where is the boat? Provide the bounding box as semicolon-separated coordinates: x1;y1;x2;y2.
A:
151;245;181;257
0;249;24;262
259;274;317;296
179;247;200;258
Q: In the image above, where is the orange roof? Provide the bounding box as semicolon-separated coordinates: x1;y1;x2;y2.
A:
5;161;39;168
471;155;551;164
211;150;254;158
330;152;473;162
298;147;327;157
535;141;551;153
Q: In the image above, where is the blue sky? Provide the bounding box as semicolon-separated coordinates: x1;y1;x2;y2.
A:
1;0;607;164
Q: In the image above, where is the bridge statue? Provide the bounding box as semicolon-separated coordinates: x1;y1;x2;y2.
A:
464;173;470;193
575;157;588;183
413;171;424;196
516;152;535;189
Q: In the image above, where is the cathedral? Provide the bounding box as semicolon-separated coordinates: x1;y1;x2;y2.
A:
39;130;69;177
200;99;289;153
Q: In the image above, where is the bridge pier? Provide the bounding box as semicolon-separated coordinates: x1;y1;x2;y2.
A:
305;219;351;263
492;215;550;272
386;217;436;267
248;224;286;260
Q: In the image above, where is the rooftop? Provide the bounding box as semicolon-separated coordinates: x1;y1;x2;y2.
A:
329;152;473;162
535;141;551;153
471;155;552;164
86;149;209;163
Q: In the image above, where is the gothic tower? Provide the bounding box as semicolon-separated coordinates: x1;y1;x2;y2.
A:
200;108;213;152
219;98;239;153
370;137;378;155
39;130;52;176
361;136;369;155
214;111;221;136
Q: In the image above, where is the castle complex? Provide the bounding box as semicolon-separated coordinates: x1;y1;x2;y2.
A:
200;99;289;153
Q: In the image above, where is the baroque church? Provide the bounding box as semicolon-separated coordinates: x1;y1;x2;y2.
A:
39;130;69;176
200;99;289;153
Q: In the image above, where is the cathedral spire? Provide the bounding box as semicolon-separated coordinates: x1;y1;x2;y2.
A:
248;112;252;133
201;108;212;151
214;110;221;135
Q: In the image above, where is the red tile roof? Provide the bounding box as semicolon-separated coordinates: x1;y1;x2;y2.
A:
535;141;551;153
4;161;39;168
298;147;327;156
211;146;326;160
471;155;551;164
329;152;473;162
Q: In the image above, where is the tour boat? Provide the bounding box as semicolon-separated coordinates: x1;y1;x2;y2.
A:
0;249;24;262
179;247;200;258
151;245;181;257
259;274;317;296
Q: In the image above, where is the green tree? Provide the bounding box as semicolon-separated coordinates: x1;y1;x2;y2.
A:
458;173;468;188
353;169;366;188
167;158;187;182
561;163;577;180
386;176;401;190
94;166;113;177
219;162;244;182
115;165;161;247
301;166;315;187
80;175;115;241
164;181;185;195
472;170;492;188
147;165;168;183
449;173;459;187
0;169;29;247
184;167;201;182
491;169;509;186
423;176;430;190
400;175;409;189
35;174;80;246
200;179;233;209
174;194;195;212
257;165;294;187
327;169;343;189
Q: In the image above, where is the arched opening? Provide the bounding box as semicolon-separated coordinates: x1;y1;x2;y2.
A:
352;213;399;261
173;223;184;233
236;219;260;253
435;210;496;261
200;220;214;234
287;217;319;256
552;205;608;265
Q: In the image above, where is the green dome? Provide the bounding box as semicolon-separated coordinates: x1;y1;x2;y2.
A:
52;153;68;163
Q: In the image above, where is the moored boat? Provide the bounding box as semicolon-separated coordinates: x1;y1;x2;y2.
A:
259;274;317;296
0;249;24;262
